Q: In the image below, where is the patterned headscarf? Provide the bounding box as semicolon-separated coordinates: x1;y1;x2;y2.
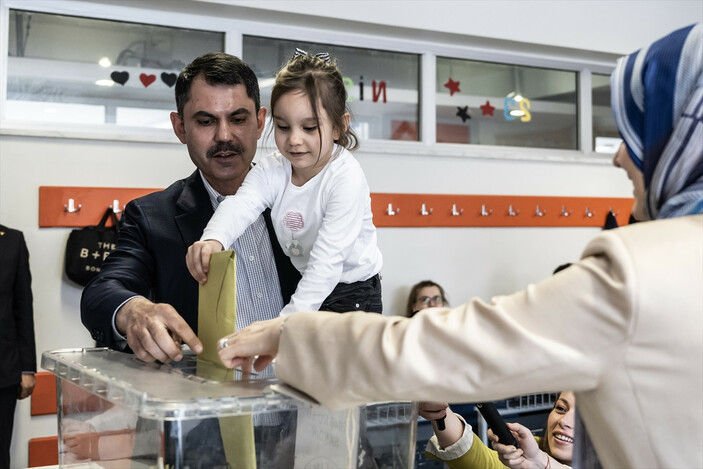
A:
611;23;703;219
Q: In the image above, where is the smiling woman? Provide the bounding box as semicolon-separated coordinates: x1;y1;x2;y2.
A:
539;392;575;464
420;392;575;469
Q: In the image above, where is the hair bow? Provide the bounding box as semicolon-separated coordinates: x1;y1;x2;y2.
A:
294;48;330;62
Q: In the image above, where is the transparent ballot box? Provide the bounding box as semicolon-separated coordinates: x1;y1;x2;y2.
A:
42;348;418;468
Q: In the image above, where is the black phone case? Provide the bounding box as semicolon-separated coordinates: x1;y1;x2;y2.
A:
476;402;519;447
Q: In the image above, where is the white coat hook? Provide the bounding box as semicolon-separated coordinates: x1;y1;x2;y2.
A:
420;203;433;216
386;203;399;216
111;199;122;214
561;206;572;217
508;205;519;216
481;204;493;216
451;204;463;216
536;205;546;217
585;207;595;218
609;207;619;217
64;198;82;213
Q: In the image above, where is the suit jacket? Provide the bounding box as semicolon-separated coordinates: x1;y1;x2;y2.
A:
275;215;703;469
0;225;36;388
81;170;300;348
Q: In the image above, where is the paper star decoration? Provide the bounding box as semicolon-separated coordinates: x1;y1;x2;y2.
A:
456;106;471;122
480;100;495;116
444;78;460;96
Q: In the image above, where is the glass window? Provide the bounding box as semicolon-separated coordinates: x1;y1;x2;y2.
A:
592;73;620;153
6;10;223;128
436;57;578;149
243;36;420;141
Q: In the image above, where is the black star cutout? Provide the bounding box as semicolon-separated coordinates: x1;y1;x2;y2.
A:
456;106;471;122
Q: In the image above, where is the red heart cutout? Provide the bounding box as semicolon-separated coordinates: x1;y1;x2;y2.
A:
139;74;156;87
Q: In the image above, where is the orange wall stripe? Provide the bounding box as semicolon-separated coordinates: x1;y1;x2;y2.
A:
39;186;162;228
30;371;57;416
28;436;58;467
39;188;632;229
371;194;633;228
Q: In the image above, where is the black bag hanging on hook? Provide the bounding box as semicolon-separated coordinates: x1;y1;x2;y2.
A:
64;207;120;286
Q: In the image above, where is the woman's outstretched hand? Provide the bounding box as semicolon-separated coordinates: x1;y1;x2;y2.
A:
217;317;285;372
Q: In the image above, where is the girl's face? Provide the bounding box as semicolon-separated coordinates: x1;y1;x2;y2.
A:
273;91;341;186
613;142;647;221
546;391;576;463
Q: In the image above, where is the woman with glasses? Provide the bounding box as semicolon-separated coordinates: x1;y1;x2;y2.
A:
406;280;448;317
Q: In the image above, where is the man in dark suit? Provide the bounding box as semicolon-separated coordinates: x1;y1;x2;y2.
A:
81;52;300;363
0;225;37;469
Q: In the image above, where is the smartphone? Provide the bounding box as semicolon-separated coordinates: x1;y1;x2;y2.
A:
476;402;518;447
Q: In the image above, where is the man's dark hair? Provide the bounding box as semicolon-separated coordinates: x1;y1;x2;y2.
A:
175;52;260;116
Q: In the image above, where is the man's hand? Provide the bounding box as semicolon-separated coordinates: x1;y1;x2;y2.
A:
218;316;285;372
17;373;36;399
186;240;224;284
115;297;202;363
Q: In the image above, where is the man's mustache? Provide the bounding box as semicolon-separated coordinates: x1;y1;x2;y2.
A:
207;142;244;158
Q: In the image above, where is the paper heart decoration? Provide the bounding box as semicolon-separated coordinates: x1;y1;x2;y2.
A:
110;71;129;86
161;72;177;88
139;74;157;87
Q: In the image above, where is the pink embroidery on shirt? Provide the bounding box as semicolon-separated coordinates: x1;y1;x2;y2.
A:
282;211;304;233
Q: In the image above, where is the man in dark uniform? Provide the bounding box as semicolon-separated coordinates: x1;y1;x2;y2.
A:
0;225;36;469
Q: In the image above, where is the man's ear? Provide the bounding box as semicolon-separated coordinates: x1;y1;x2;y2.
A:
256;107;267;139
170;112;187;144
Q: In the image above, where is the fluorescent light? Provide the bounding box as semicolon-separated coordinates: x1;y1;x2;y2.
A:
595;137;623;154
509;109;525;117
259;78;275;88
95;79;115;87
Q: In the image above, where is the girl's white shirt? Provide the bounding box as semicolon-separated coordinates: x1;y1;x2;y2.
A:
202;145;382;315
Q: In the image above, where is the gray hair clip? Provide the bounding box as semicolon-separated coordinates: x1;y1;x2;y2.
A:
294;48;330;62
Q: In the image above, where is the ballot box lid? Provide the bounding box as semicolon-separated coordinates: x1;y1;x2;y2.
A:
41;347;296;420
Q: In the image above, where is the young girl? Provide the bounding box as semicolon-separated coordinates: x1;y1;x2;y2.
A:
186;50;383;315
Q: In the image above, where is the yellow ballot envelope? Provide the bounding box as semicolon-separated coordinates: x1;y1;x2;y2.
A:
196;249;256;469
197;249;237;368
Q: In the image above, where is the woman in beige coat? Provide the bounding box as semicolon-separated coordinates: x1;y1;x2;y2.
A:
217;24;703;468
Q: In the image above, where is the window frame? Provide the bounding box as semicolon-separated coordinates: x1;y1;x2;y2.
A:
0;0;617;163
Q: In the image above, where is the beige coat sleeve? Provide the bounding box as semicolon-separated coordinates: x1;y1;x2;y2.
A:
275;230;635;410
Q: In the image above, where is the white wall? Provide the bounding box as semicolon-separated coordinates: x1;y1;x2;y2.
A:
217;0;702;55
1;1;696;467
